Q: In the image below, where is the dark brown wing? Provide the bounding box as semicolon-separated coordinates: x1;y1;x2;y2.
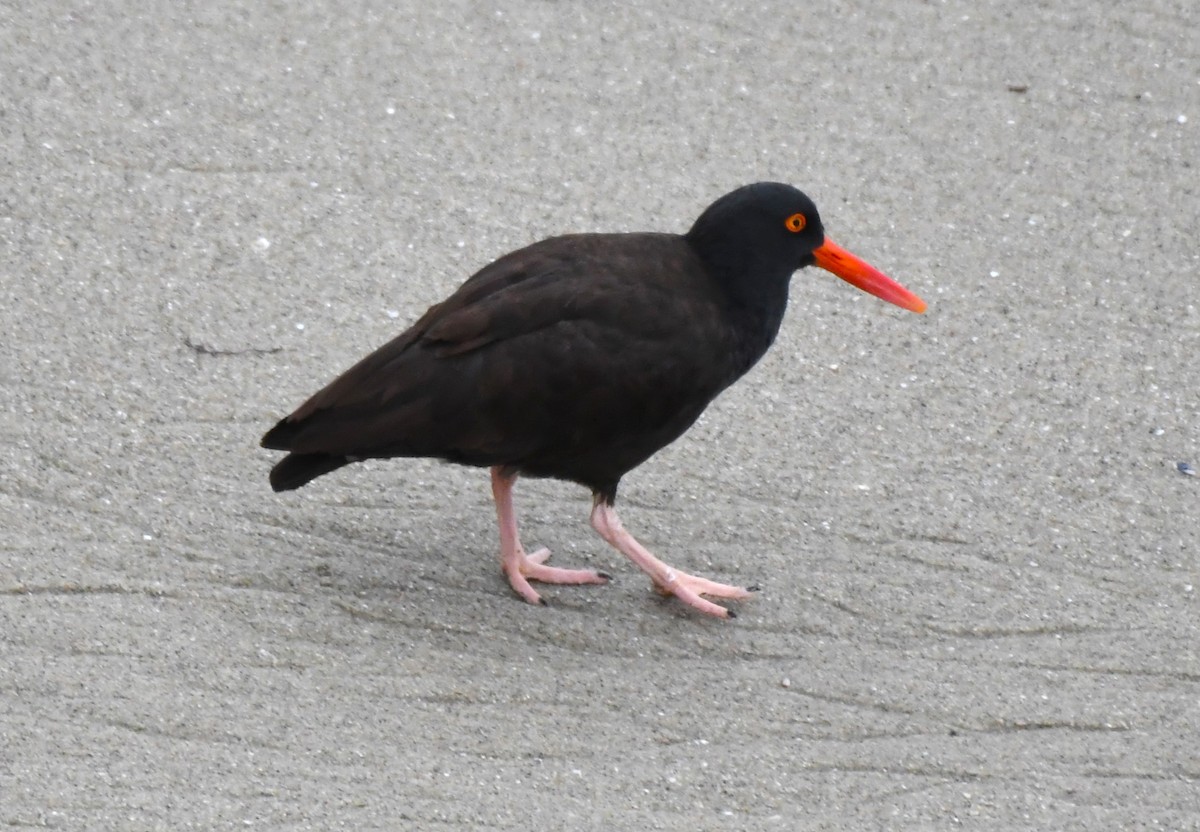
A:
262;232;743;492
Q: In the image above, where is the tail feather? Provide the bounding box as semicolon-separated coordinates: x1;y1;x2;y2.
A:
269;452;350;492
261;417;301;451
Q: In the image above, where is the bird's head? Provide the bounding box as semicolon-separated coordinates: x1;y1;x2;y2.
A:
686;182;926;314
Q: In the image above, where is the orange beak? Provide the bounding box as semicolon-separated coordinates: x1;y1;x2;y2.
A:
813;239;926;314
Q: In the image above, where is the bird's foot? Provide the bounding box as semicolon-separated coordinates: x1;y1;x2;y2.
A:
502;547;611;606
492;468;610;606
650;568;756;619
589;499;755;620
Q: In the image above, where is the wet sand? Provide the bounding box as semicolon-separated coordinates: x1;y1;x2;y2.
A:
3;2;1198;828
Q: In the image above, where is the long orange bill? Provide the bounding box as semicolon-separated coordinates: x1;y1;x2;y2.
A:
813;239;927;314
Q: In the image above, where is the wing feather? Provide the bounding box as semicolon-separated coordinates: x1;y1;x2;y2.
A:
265;232;740;481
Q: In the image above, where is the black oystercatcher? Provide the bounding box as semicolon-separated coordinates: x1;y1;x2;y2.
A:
262;183;925;618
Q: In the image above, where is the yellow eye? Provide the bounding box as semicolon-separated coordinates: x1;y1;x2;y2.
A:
784;212;807;233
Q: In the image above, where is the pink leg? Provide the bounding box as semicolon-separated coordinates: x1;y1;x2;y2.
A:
491;467;610;605
589;498;755;619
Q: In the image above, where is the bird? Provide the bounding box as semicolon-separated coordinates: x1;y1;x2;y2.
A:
261;182;925;619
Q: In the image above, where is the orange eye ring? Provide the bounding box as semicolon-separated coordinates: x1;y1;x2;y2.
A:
784;212;807;233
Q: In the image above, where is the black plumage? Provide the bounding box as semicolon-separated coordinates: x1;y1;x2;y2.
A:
263;183;924;618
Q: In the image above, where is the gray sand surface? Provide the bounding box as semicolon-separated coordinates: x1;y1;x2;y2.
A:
3;1;1198;829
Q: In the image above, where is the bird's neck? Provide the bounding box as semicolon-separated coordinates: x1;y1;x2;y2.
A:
703;253;792;372
685;228;795;373
726;271;790;374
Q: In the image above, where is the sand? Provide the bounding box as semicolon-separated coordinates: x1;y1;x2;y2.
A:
3;1;1198;828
